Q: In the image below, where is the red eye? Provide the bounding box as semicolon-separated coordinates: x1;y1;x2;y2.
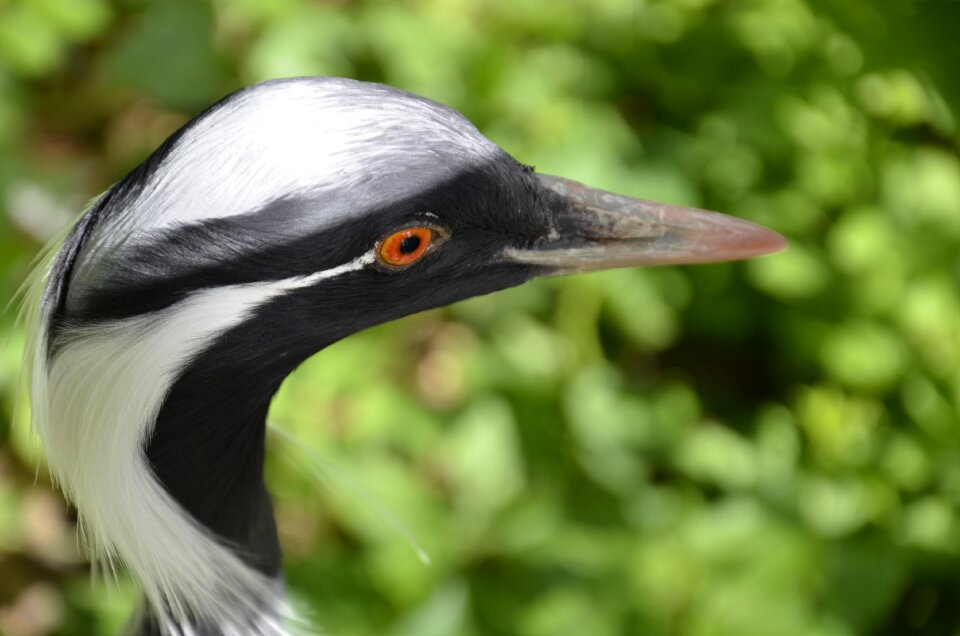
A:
377;227;438;267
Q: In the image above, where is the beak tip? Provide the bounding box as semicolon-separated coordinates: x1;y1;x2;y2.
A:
769;232;789;254
674;214;788;264
693;212;788;262
743;226;789;259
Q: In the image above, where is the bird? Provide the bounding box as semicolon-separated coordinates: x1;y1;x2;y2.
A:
20;77;785;635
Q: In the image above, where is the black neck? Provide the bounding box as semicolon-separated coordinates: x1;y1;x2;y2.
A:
145;333;300;579
133;266;401;634
146;380;282;576
135;307;309;634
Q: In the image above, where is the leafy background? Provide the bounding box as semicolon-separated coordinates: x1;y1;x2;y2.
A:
1;0;959;634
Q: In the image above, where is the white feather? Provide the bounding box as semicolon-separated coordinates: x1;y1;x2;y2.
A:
26;251;375;634
72;77;498;292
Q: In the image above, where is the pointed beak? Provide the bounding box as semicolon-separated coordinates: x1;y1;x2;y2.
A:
504;174;787;273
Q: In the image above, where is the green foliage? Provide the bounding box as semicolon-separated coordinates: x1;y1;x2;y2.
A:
1;0;959;634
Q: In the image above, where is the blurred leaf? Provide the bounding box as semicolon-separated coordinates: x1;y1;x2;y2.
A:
440;397;525;523
100;0;228;109
747;244;831;301
819;321;908;392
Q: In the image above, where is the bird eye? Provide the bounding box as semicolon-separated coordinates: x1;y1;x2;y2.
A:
377;226;442;268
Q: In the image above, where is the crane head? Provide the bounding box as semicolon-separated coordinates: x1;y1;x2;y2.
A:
25;77;785;635
62;77;783;343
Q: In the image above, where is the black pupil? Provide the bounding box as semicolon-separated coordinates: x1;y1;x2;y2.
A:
399;235;422;254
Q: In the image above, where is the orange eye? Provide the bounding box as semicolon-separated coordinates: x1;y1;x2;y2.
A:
377;227;438;267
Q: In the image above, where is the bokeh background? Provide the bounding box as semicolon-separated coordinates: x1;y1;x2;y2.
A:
1;0;959;634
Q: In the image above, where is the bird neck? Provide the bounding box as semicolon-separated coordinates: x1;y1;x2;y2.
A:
133;319;307;635
120;263;385;633
146;377;283;578
145;338;298;581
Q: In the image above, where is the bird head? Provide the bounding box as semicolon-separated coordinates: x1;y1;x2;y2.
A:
64;77;783;354
29;77;785;634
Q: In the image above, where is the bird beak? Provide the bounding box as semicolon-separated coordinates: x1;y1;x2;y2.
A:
504;174;787;273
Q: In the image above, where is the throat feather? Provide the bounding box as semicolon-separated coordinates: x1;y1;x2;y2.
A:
35;278;325;634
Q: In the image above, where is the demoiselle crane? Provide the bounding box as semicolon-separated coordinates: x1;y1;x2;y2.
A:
21;77;785;635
